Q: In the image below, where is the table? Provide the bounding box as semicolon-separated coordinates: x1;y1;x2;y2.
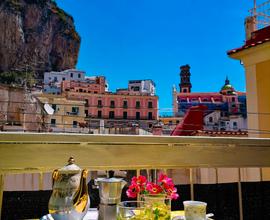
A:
41;209;213;220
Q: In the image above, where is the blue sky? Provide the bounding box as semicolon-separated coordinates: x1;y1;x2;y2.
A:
56;0;255;114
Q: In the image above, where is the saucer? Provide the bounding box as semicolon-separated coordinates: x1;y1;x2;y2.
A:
172;216;213;220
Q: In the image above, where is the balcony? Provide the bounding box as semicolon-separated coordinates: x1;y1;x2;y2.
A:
0;133;270;219
66;111;79;116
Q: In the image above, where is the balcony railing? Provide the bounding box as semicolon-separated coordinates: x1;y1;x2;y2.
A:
0;133;270;219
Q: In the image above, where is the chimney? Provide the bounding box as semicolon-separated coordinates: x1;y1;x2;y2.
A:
245;16;256;41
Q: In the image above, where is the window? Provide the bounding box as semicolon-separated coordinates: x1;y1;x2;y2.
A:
176;120;180;124
136;101;140;109
98;100;102;107
233;122;238;129
52;104;57;111
136;112;140;120
183;88;187;93
148;112;153;120
79;89;83;92
73;121;78;128
85;99;89;107
110;100;115;108
98;110;102;118
132;86;140;91
70;73;73;78
232;97;236;102
78;73;81;78
109;111;115;119
62;77;65;81
51;119;56;127
85;110;88;116
148;101;153;108
123;100;128;108
72;107;79;114
54;77;57;82
209;117;213;123
123;111;128;119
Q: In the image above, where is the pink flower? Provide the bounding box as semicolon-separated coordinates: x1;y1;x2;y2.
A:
146;182;162;195
126;183;140;198
158;173;175;190
166;187;179;200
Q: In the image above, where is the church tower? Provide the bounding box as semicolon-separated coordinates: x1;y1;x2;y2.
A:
179;64;192;93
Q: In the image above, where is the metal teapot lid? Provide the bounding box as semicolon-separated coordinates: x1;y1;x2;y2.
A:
58;157;81;174
96;177;124;183
95;170;125;183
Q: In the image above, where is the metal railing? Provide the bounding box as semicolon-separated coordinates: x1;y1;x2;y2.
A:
0;133;270;218
249;0;270;29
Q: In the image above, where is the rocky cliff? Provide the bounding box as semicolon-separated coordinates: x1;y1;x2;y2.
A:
0;0;81;79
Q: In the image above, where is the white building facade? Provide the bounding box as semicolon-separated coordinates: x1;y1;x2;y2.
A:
204;111;247;131
128;80;156;96
43;69;85;94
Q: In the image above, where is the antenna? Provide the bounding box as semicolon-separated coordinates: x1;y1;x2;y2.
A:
254;0;257;16
44;103;54;115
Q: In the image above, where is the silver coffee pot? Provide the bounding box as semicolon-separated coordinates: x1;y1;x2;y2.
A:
47;157;90;220
95;171;127;220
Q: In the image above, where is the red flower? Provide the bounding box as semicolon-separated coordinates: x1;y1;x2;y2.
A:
146;182;162;195
126;173;180;199
126;183;140;198
131;175;147;188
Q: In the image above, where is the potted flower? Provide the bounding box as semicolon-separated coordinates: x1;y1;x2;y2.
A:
126;173;179;219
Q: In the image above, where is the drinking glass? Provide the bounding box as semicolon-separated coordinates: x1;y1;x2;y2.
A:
117;201;149;220
142;194;171;220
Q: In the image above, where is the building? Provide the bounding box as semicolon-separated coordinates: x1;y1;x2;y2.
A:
0;85;46;132
127;79;156;96
228;11;270;138
228;1;270;182
204;110;247;131
158;116;183;135
66;91;158;131
43;69;85;94
62;78;158;131
36;94;86;133
173;65;247;132
61;76;107;94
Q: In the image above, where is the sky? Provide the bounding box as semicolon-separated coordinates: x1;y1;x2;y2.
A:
56;0;256;115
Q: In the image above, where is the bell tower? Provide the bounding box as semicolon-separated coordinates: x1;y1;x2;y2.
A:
179;64;192;93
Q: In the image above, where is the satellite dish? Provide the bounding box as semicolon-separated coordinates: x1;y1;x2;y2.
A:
44;103;54;115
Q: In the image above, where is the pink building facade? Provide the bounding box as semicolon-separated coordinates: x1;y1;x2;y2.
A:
63;77;158;130
61;76;106;94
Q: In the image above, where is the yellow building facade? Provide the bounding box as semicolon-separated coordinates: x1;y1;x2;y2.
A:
229;25;270;180
229;41;270;138
36;94;86;132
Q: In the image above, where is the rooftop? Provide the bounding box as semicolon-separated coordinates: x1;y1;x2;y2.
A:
228;24;270;55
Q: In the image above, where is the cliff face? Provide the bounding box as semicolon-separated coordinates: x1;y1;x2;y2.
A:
0;0;81;79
